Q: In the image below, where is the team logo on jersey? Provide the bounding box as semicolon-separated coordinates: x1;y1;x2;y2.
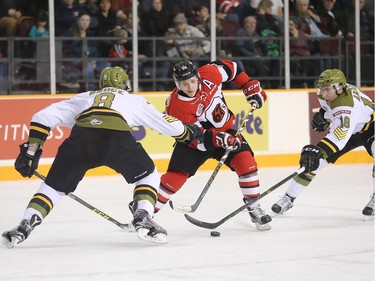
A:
197;103;204;116
91;119;103;125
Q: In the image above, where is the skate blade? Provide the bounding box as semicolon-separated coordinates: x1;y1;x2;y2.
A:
1;236;18;249
254;222;271;231
136;228;168;244
363;214;374;221
271;211;283;217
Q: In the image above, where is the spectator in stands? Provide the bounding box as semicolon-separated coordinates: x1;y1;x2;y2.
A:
172;13;211;65
108;27;130;70
117;12;152;81
140;0;174;89
28;11;49;38
234;15;268;79
255;0;283;36
255;0;283;82
291;0;330;54
62;12;110;90
217;0;242;21
315;0;342;36
314;0;344;70
76;0;99;30
193;3;224;37
252;0;284;21
232;0;258;26
94;0;119;57
121;12;151;57
341;0;374;41
292;0;337;75
55;0;80;37
141;0;172;39
108;27;148;78
95;0;118;36
163;0;199;19
110;0;131;24
0;0;28;37
76;0;99;15
289;16;314;87
271;0;284;22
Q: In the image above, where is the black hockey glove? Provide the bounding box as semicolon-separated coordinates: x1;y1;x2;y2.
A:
299;144;322;172
14;142;43;178
184;123;204;144
311;109;330;132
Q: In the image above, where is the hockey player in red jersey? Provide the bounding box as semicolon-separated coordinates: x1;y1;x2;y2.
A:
2;66;203;247
154;60;272;230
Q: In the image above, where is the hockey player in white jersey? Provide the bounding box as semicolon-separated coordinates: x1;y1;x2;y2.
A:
2;66;203;247
271;69;374;219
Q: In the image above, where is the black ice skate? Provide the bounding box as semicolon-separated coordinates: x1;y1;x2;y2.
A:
2;214;41;248
132;207;167;244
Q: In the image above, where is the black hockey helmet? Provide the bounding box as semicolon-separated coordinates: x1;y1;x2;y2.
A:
173;60;198;82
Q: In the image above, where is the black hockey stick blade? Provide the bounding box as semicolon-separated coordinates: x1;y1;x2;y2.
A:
184;167;305;229
169;105;257;214
33;171;135;232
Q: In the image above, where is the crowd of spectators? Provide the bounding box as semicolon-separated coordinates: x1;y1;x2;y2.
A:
0;0;373;93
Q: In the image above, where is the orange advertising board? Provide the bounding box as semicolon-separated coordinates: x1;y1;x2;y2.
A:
0;96;71;160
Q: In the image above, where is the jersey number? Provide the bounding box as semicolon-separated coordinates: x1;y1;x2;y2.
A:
339;115;350;128
92;93;115;108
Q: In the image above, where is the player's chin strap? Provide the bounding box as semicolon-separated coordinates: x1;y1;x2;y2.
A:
169;104;258;214
33;171;135;232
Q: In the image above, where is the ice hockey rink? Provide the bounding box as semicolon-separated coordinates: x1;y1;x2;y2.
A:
0;163;373;281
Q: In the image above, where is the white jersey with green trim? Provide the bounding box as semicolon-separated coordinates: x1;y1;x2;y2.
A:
31;87;185;137
318;84;374;151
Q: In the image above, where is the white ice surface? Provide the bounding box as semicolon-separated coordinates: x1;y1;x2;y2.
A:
0;164;373;281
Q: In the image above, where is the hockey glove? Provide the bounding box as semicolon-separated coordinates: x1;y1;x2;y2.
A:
311;109;330;132
299;144;322;172
213;131;242;151
184;123;204;144
14;142;43;178
242;80;267;108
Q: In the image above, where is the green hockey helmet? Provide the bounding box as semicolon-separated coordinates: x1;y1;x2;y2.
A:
317;69;347;89
99;66;130;90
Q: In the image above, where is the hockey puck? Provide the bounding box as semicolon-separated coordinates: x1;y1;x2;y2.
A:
210;231;220;237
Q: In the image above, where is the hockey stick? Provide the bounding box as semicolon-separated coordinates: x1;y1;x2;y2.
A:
184;167;306;229
169;105;258;214
33;171;134;232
